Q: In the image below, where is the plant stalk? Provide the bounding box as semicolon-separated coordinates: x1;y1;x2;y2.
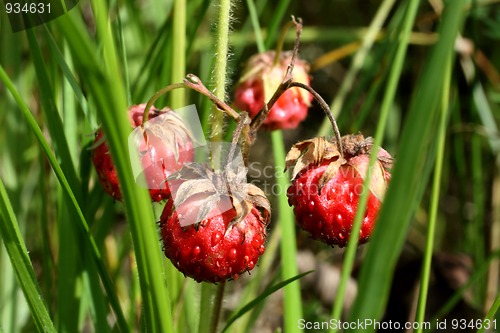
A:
210;0;233;142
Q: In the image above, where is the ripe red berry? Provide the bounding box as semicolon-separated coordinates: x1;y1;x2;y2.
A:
160;163;271;283
234;51;312;130
286;134;392;247
91;104;194;201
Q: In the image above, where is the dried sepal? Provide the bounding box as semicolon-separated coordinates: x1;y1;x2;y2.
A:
139;110;194;161
246;183;271;221
285;137;345;181
230;183;271;230
317;158;344;190
173;178;217;207
286;134;394;194
167;161;271;229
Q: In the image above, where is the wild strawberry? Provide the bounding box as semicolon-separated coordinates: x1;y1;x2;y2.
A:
91;104;194;201
286;134;392;247
234;51;312;130
160;162;271;283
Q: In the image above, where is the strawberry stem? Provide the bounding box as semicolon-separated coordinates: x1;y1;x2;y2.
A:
273;16;301;67
228;112;251;166
251;78;344;158
283;16;303;81
142;82;185;128
183;74;240;121
209;282;226;333
288;82;344;157
251;17;303;134
142;75;241;129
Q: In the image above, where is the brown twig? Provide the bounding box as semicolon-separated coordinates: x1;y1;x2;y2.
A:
142;82;185;128
228;112;251;166
250;17;303;134
183;74;240;121
284;16;303;81
288;82;343;157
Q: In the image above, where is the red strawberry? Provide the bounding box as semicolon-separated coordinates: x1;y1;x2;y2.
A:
234;51;312;130
91;104;194;201
160;163;271;283
286;134;392;247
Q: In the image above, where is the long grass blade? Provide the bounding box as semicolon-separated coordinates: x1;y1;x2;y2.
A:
0;177;56;333
330;0;420;329
414;49;452;333
348;2;467;329
0;64;129;333
318;0;396;136
87;0;174;331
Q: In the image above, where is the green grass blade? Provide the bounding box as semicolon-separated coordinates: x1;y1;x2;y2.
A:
424;249;500;332
272;130;303;333
330;0;420;329
263;0;291;49
246;0;265;53
0;177;56;333
53;11;100;71
88;1;174;331
318;0;396;136
348;1;467;329
186;0;211;56
25;27;87;332
246;2;303;330
130;16;171;102
0;64;129;333
56;197;83;333
171;0;186;108
478;293;500;333
42;26;93;128
221;271;313;333
25;29;81;197
414;51;452;333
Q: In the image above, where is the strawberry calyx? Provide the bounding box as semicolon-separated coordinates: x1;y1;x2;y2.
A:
91;104;195;202
164;162;271;230
286;134;393;196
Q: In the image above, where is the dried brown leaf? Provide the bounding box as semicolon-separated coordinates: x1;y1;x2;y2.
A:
317;158;344;191
194;193;221;225
246;183;271;223
286;137;344;180
173;178;215;207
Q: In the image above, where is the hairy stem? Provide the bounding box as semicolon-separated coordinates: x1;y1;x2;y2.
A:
171;0;186;109
210;0;233;142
